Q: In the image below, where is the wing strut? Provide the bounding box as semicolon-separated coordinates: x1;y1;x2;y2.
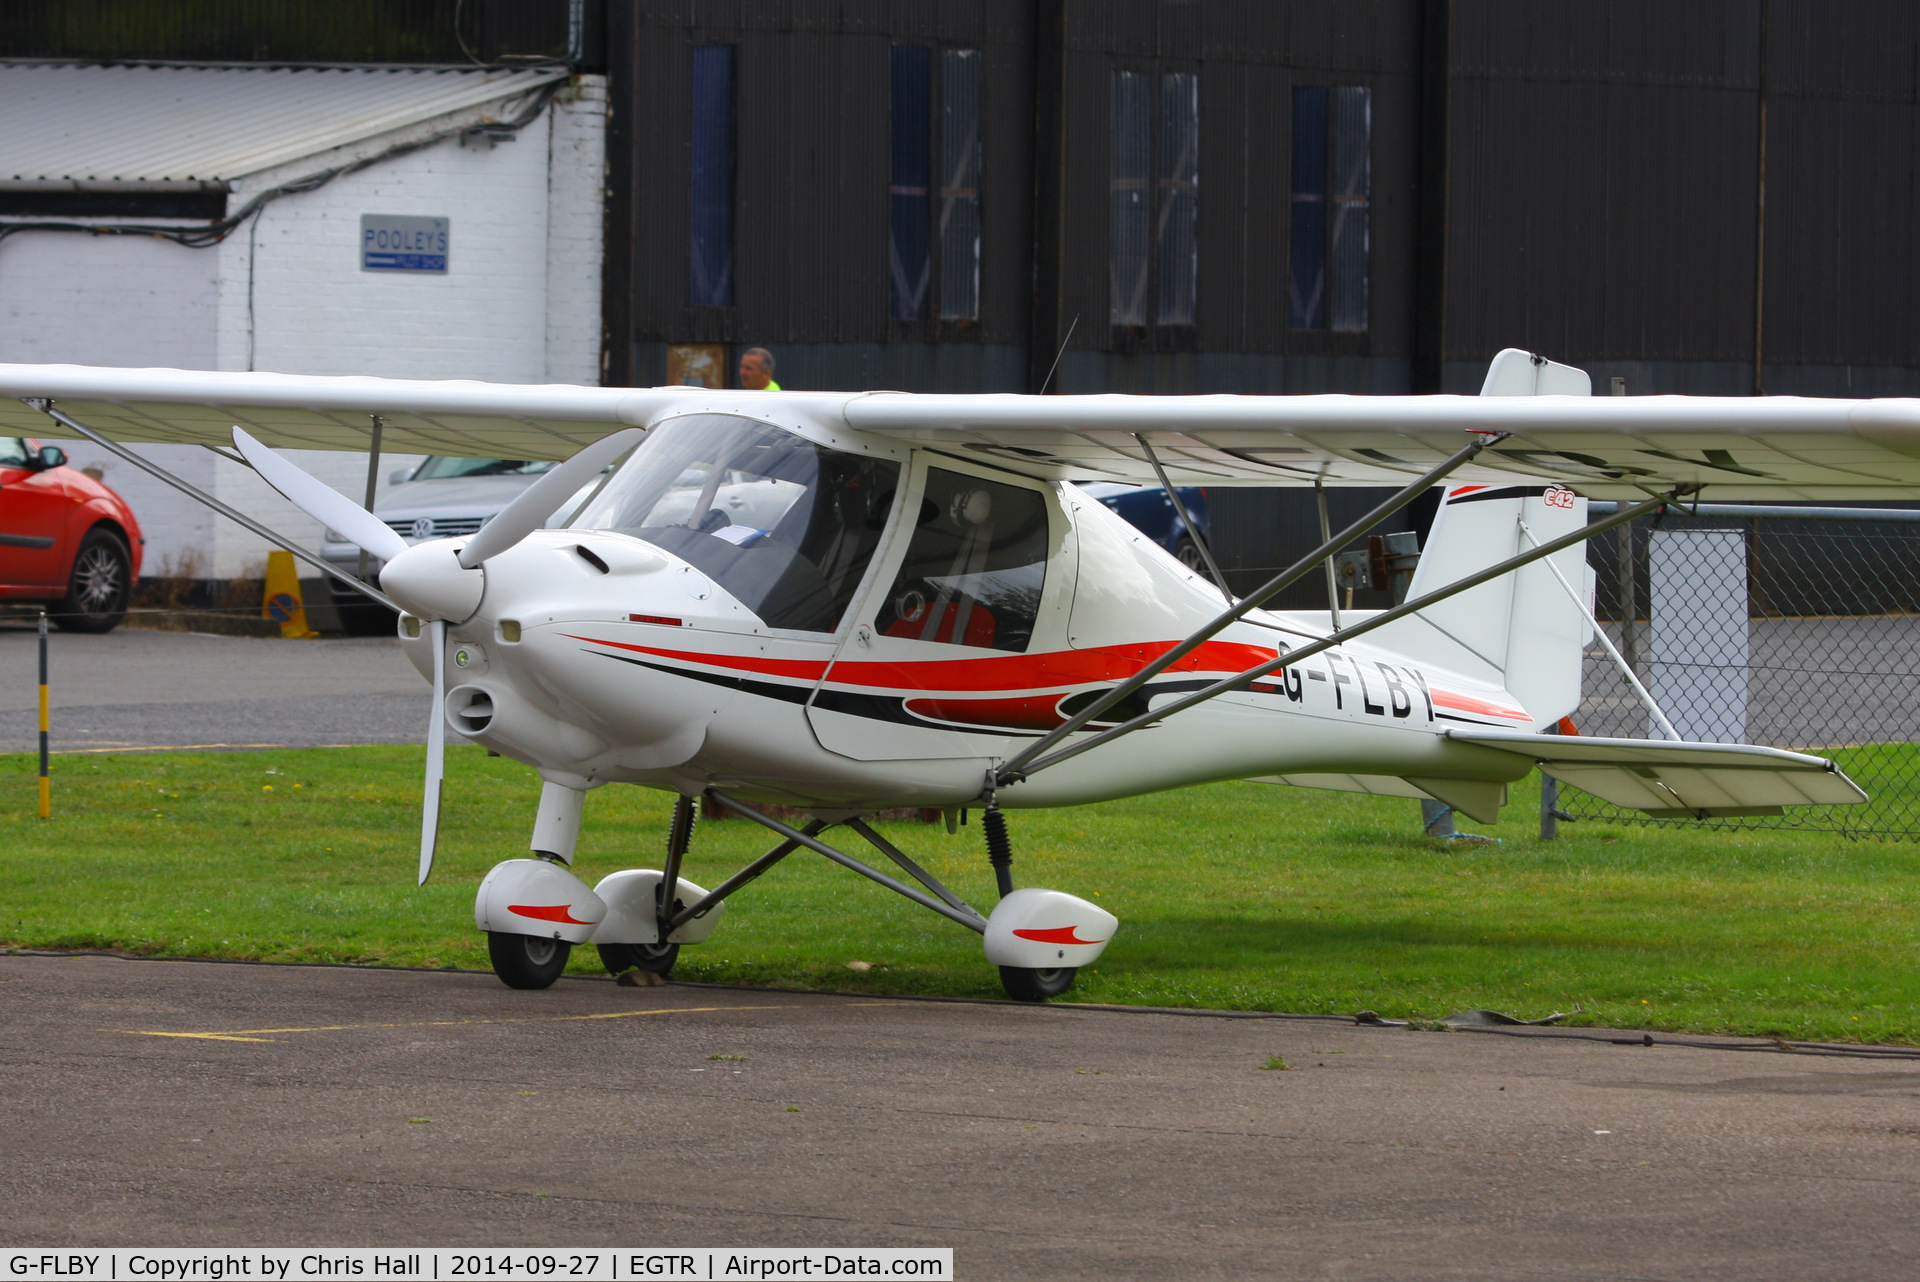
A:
993;432;1507;789
1000;485;1692;785
358;415;384;582
699;792;989;932
26;401;401;611
1133;433;1230;597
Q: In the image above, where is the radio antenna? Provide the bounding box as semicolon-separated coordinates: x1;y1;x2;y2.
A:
1037;314;1079;396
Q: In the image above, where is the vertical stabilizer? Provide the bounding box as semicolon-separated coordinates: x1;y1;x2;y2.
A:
1479;347;1592;397
1387;484;1591;730
1367;350;1594;729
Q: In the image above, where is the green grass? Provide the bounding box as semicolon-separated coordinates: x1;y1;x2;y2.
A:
3;745;1918;1044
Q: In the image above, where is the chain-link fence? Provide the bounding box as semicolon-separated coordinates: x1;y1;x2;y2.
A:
1567;505;1920;839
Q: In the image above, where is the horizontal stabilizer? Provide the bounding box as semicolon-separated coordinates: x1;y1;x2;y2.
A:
1447;730;1867;818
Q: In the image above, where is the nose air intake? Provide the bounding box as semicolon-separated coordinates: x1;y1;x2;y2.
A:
449;687;495;734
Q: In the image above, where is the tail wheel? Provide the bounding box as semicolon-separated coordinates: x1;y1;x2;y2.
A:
999;965;1077;1003
597;940;679;978
54;528;131;633
488;932;571;989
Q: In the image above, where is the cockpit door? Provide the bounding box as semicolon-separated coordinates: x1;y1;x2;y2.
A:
806;454;1077;761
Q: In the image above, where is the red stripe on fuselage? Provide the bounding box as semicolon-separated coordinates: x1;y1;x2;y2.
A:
565;634;1279;694
1429;688;1530;720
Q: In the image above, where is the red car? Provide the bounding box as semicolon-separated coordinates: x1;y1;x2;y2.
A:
0;437;142;632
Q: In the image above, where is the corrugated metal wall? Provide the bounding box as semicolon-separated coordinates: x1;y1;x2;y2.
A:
614;0;1033;386
0;0;586;66
1443;2;1765;372
1438;0;1920;395
1762;1;1920;378
1054;1;1420;366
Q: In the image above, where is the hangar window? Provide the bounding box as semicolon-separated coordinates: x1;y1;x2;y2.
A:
874;468;1049;653
889;44;982;325
1110;69;1199;336
1290;84;1370;332
690;45;736;308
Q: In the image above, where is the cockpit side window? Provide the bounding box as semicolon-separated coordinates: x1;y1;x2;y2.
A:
873;468;1049;653
572;415;899;633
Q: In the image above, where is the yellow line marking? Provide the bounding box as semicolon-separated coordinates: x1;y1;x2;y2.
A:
113;1004;779;1042
133;1032;277;1042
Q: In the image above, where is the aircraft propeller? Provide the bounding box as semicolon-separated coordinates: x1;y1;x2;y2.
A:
228;425;645;883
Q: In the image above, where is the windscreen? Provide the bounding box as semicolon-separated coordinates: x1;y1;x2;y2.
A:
573;415;900;634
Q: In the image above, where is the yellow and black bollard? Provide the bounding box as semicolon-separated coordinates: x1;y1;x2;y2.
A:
37;609;49;818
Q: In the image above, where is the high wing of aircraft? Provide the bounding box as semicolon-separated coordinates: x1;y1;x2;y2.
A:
0;349;1899;1000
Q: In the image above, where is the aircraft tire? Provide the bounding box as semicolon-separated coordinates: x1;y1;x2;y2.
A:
488;932;571;989
999;965;1077;1002
596;940;679;978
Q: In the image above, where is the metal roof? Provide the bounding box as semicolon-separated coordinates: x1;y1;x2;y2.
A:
0;63;567;191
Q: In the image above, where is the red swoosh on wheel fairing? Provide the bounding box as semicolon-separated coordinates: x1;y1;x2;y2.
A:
1012;925;1107;945
509;903;595;924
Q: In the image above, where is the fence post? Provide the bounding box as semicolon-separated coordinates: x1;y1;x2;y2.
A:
37;610;49;819
1539;717;1560;840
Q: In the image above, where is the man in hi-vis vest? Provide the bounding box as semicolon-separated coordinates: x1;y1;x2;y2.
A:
738;347;781;391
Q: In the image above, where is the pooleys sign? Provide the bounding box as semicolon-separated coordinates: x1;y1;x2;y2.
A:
361;215;448;273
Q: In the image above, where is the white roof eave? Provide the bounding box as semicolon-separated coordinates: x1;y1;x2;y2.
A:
0;63;567;189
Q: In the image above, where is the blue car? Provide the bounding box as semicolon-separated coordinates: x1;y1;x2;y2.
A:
1077;482;1213;572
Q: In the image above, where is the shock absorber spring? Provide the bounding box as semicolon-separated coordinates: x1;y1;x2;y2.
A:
982;803;1014;898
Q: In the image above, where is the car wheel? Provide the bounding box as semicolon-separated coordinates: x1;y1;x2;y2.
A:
53;528;131;633
1173;536;1207;573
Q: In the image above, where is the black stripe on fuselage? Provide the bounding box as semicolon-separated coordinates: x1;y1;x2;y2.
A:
588;649;813;704
1445;485;1557;506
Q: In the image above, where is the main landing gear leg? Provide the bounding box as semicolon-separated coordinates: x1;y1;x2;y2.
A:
984;802;1076;1002
596;794;694;979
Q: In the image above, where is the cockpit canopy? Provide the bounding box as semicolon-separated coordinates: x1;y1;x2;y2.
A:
572;415;898;633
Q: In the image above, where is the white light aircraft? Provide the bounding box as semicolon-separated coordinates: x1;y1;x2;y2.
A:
0;350;1900;999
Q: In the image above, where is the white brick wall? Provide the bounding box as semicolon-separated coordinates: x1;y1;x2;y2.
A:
546;77;609;384
0;72;607;580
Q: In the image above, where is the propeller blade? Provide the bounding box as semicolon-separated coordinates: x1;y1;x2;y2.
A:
231;426;410;564
457;428;645;568
419;618;446;885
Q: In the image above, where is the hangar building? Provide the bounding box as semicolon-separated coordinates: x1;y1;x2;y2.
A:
6;1;1920;606
0;59;605;581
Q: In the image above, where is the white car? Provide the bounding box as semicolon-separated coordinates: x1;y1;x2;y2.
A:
322;457;595;633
